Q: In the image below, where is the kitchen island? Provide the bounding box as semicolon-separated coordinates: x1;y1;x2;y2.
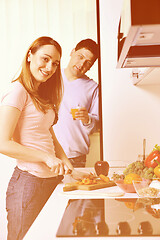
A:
23;169;160;240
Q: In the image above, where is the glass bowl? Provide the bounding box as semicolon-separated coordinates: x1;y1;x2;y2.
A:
114;179;136;193
133;179;160;198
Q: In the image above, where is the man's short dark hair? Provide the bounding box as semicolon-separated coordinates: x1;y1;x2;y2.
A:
75;39;99;61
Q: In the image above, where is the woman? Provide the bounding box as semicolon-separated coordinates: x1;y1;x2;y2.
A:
0;36;82;239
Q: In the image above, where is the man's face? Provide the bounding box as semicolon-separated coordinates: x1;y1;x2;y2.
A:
68;48;95;78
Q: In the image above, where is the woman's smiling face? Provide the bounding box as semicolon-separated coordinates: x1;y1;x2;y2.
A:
28;44;60;87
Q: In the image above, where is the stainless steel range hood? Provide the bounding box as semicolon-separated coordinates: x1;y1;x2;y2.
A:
117;0;160;68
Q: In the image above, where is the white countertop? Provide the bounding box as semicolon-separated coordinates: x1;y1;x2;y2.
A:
23;171;160;240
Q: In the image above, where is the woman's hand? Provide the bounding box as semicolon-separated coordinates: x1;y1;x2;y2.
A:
71;169;90;180
45;154;70;175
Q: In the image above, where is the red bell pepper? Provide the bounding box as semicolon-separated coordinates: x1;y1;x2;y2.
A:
144;150;160;168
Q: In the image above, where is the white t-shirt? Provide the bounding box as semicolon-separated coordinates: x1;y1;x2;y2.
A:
53;69;99;158
1;81;57;178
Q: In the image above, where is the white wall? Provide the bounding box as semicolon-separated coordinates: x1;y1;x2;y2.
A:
100;0;160;167
0;0;98;101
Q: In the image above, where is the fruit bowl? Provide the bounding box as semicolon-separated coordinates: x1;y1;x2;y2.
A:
133;179;160;198
114;179;136;193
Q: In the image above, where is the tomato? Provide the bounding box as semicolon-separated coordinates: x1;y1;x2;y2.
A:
154;164;160;178
144;150;160;168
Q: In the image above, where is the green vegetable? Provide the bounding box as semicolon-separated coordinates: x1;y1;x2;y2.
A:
122;160;155;180
153;144;160;152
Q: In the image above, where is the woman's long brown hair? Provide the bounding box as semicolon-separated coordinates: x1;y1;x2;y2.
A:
13;36;63;113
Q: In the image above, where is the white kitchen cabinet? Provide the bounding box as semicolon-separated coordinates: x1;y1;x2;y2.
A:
131;67;160;85
117;0;160;68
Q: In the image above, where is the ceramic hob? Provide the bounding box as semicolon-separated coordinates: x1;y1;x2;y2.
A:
56;198;160;237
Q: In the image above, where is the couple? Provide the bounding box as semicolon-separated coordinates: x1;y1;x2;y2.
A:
0;36;99;239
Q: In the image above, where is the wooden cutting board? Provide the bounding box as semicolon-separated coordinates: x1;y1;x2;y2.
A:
63;180;116;192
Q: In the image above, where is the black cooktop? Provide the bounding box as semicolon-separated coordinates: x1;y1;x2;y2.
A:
56;198;160;237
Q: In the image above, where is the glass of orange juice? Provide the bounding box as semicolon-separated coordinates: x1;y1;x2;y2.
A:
71;108;79;120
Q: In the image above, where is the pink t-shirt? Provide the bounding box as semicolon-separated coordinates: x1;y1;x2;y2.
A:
1;81;57;178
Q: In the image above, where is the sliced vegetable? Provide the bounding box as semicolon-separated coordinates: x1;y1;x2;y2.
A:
144;150;160;168
99;174;110;183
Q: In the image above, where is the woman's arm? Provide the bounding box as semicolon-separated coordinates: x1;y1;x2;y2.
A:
49;127;74;171
50;127;90;179
0;105;65;172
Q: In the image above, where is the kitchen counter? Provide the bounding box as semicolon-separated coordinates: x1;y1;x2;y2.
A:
23;169;160;240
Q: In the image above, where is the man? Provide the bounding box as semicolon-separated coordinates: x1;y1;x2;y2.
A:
53;38;99;167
